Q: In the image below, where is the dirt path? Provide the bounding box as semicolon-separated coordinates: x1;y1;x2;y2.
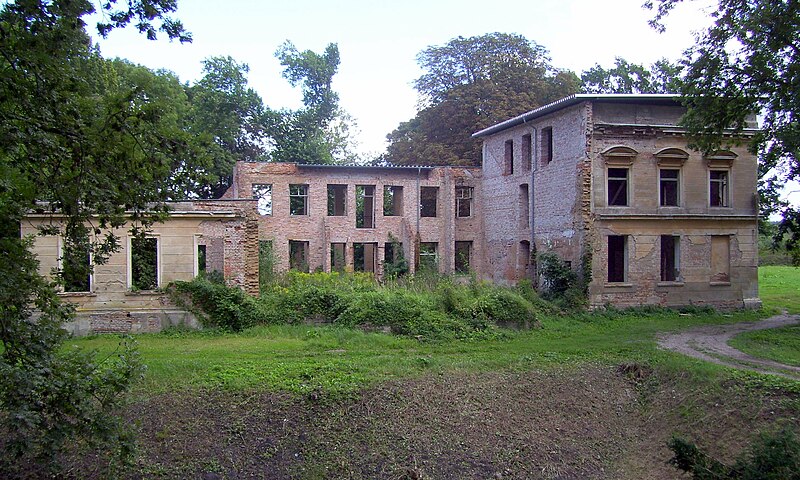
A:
658;312;800;379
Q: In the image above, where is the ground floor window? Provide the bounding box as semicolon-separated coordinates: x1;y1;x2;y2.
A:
289;240;309;272
607;235;627;283
259;240;275;286
131;236;159;290
419;242;438;271
331;243;346;272
60;236;91;292
455;241;472;273
660;235;680;281
710;235;731;282
353;243;377;273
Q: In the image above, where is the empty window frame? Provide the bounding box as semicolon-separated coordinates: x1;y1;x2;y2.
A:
521;134;532;171
709;170;729;207
456;186;473;218
607;168;629;206
197;244;207;275
353;243;377;273
252;184;273;216
384;186;403;216
519;241;531;268
60;236;91;292
420;186;438;217
659;169;680;207
455;241;472;273
289;240;309;272
331;243;346;273
541;127;553;164
607;235;627;283
130;236;159;290
504;139;514;175
710;235;731;283
327;184;347;216
289;184;308;216
259;240;274;286
384;241;407;277
660;235;680;282
419;242;438;271
356;185;375;228
519;184;530;228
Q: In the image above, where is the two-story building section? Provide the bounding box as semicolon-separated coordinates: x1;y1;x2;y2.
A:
473;94;761;309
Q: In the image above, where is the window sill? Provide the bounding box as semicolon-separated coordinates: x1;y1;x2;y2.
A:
709;281;732;286
58;292;96;297
125;290;163;296
657;281;684;287
604;282;633;288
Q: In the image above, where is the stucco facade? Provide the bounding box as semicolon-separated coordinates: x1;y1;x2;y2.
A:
27;94;761;334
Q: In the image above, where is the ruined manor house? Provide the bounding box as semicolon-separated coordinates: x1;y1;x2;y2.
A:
25;94;761;334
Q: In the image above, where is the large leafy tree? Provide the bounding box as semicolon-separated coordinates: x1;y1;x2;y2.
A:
264;41;359;164
384;33;581;166
581;57;682;94
0;0;192;473
187;56;267;198
645;0;800;262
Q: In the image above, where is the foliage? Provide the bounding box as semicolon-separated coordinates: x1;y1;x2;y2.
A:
383;234;409;278
537;252;578;299
384;33;581;166
645;0;800;263
0;0;190;473
581;57;682;94
669;428;800;479
186;56;267;198
171;274;265;331
264;41;360;164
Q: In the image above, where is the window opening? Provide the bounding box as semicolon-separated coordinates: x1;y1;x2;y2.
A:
327;184;347;216
504;139;514;175
197;244;207;275
420;187;438;217
455;241;471;273
456;186;473;218
710;170;729;207
541;127;553;164
356;185;375;228
522;134;532;171
131;236;158;290
608;235;626;282
353;243;377;273
660;235;680;281
61;236;91;292
519;184;530;228
259;240;275;286
289;184;308;216
659;169;679;207
607;168;629;206
289;240;309;272
419;242;438;271
331;243;346;272
384;185;403;216
252;184;273;215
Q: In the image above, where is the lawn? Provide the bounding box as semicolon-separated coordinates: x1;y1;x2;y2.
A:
729;324;800;367
759;265;800;313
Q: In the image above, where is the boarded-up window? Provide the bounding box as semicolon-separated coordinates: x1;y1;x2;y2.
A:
252;184;273;215
327;184;347;216
331;243;346;272
456;186;473;218
131;236;158;290
660;235;680;282
607;168;629;206
659;169;679;207
420;187;438;217
522;134;532;171
289;240;309;272
353;243;377;273
519;184;530;228
356;185;375;228
710;235;730;282
541;127;553;164
455;241;471;273
384;186;403;216
608;235;626;283
504;139;514;175
289;184;308;216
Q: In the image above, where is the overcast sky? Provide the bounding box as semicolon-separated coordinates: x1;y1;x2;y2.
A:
89;0;715;156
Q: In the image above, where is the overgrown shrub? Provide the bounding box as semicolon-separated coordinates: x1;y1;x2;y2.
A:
171;274;265;331
537;252;578;299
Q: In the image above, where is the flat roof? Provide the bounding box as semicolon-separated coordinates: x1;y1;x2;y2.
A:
296;163;438;171
472;94;682;138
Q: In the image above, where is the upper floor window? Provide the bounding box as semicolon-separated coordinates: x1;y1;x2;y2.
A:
356;185;375;228
521;134;532;171
289;184;308;215
252;184;273;216
384;185;403;216
456;186;473;218
327;184;347;216
504;139;514;175
541;127;553;164
607;168;629;206
709;170;729;207
659;169;680;207
420;186;438;217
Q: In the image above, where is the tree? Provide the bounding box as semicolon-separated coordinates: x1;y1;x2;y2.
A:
0;0;191;473
187;56;267;198
581;57;682;94
264;41;360;164
384;33;581;166
645;0;800;262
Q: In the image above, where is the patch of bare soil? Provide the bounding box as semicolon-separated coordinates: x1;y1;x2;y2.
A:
54;365;798;480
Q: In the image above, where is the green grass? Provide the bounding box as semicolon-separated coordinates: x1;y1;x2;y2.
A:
66;266;800;397
759;265;800;313
729;325;800;367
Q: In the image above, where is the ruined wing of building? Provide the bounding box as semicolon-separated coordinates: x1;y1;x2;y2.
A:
25;94;761;335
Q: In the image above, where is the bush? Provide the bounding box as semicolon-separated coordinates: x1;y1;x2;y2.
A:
171;275;264;331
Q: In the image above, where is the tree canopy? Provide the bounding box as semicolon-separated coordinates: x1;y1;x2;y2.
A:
645;0;800;262
581;57;682;94
384;33;581;166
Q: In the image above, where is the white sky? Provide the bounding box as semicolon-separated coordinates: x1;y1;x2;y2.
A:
89;0;714;157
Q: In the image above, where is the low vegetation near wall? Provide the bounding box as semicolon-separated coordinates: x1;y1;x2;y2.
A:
171;271;553;340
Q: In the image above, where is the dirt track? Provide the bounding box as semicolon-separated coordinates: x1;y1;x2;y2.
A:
658;312;800;379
